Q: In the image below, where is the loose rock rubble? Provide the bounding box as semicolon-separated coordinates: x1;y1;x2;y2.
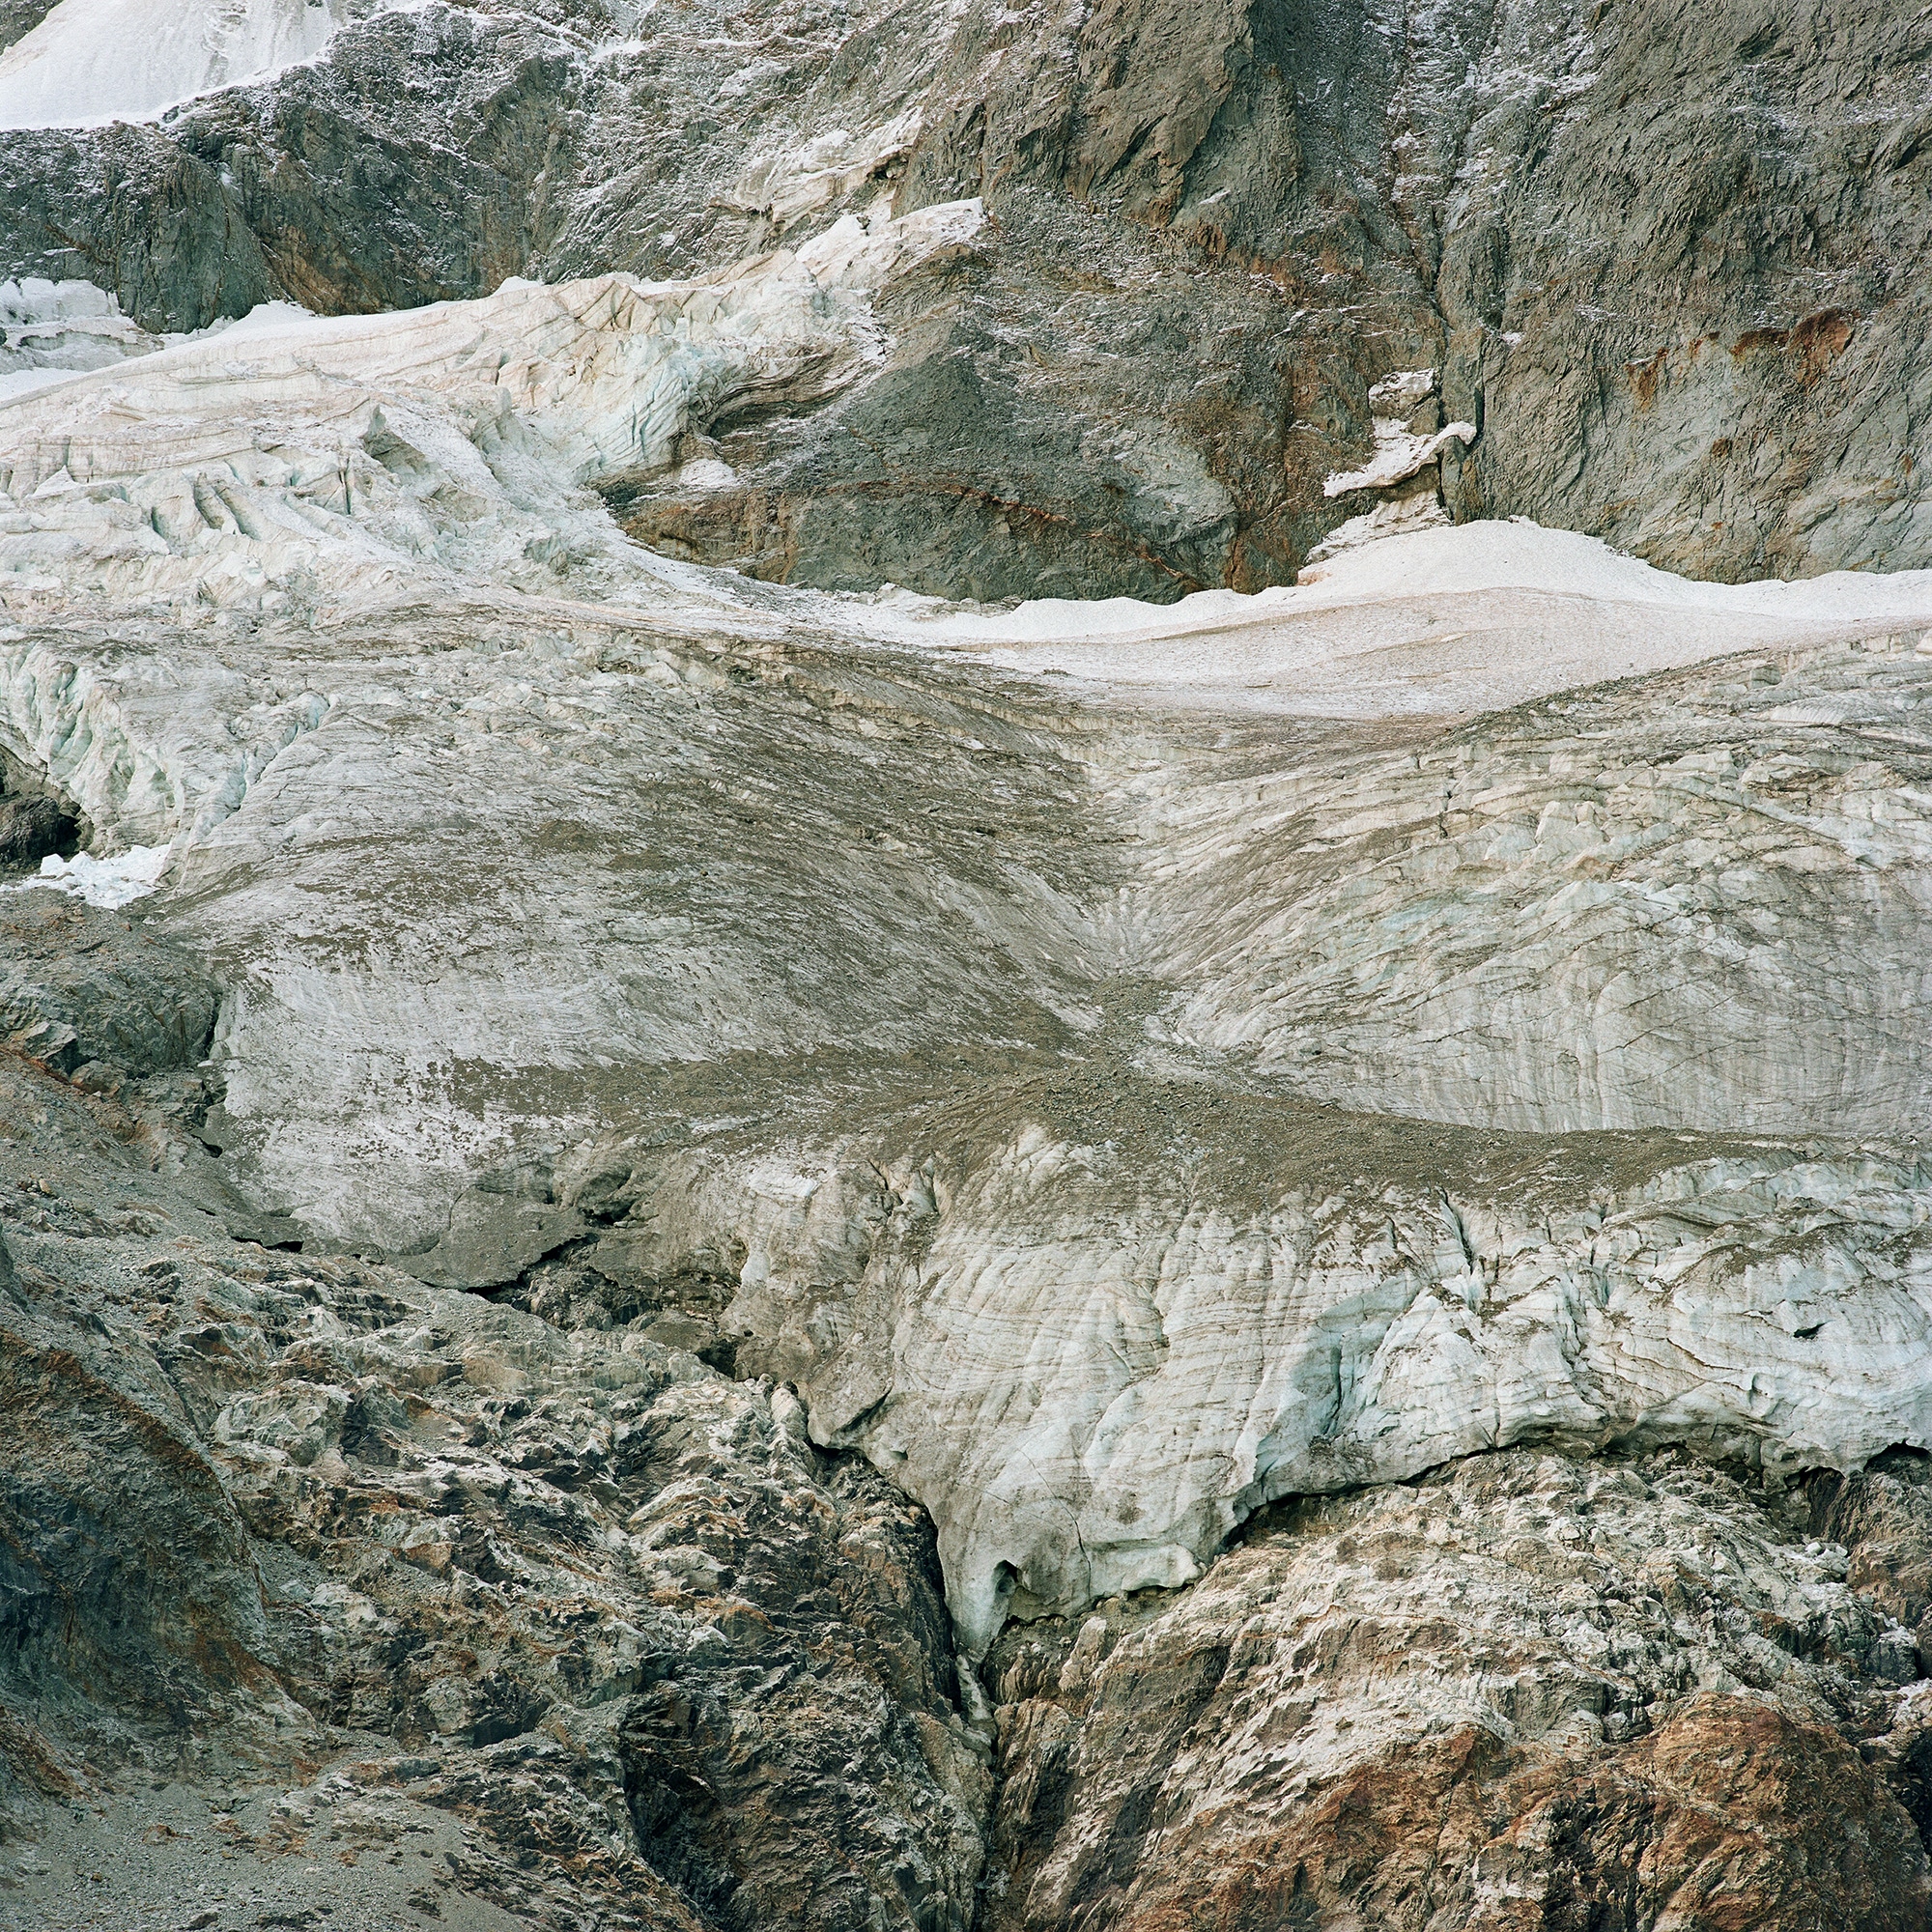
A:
0;1045;985;1932
979;1449;1932;1930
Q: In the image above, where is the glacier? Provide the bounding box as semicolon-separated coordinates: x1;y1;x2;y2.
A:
5;255;1932;1656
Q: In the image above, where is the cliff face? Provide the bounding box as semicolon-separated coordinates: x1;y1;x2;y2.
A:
2;0;1926;600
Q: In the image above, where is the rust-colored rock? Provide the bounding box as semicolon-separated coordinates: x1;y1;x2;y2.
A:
980;1453;1932;1932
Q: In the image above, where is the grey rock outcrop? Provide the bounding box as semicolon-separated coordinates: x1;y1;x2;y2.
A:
977;1450;1932;1931
0;790;69;867
0;893;216;1079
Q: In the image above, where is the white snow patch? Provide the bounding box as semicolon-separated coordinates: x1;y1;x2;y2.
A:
1;843;170;908
1296;519;1932;618
879;517;1932;649
0;0;367;130
1324;420;1475;496
0;368;80;403
857;519;1932;719
728;109;924;226
188;299;322;344
1303;487;1449;562
668;457;742;491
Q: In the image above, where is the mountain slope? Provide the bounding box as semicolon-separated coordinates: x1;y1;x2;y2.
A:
0;0;1924;599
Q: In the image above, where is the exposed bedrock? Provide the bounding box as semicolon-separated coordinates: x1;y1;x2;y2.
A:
0;0;56;52
975;1449;1932;1932
2;0;1926;597
0;789;71;868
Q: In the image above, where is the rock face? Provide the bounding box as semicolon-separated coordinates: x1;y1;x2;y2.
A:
978;1450;1932;1931
0;789;70;867
0;0;56;53
0;892;213;1077
0;1045;987;1931
1;0;1927;598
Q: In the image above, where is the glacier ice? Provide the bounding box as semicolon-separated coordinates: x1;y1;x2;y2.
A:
5;245;1932;1653
0;0;349;129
